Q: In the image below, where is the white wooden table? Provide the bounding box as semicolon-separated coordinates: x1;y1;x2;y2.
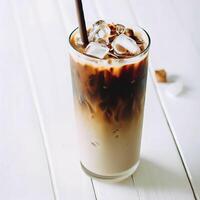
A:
0;0;199;199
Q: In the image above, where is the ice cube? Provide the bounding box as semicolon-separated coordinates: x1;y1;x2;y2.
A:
116;24;125;34
111;34;140;55
75;33;84;46
85;42;109;59
166;79;184;97
124;28;134;38
96;38;108;45
88;20;111;43
93;20;106;28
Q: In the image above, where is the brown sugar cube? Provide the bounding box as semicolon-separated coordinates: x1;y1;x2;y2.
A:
155;69;167;83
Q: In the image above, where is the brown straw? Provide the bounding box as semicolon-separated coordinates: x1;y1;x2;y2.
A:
75;0;89;46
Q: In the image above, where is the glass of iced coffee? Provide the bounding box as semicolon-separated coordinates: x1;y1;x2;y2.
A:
68;20;150;182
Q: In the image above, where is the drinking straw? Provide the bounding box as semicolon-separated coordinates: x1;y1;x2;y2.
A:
75;0;89;46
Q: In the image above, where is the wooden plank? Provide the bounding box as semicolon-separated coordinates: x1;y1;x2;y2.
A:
170;0;200;51
12;0;96;199
85;0;195;199
134;76;194;200
93;178;139;200
129;0;200;198
0;1;54;199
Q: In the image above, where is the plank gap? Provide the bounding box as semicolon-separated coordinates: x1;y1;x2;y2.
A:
10;1;59;199
91;178;98;200
149;70;198;200
125;0;198;198
131;175;141;200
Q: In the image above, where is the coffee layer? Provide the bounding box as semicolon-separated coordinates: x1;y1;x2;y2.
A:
70;56;148;125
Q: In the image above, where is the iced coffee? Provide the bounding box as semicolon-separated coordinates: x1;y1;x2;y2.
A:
69;20;150;181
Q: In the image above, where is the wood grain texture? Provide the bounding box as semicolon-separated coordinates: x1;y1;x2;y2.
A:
129;0;200;198
0;1;54;199
11;0;96;199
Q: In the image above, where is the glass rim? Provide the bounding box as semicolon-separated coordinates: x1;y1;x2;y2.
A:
68;26;151;62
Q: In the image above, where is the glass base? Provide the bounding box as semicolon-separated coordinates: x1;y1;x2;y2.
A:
81;160;140;183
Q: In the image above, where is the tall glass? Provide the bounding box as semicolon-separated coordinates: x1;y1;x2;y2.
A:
68;26;150;182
